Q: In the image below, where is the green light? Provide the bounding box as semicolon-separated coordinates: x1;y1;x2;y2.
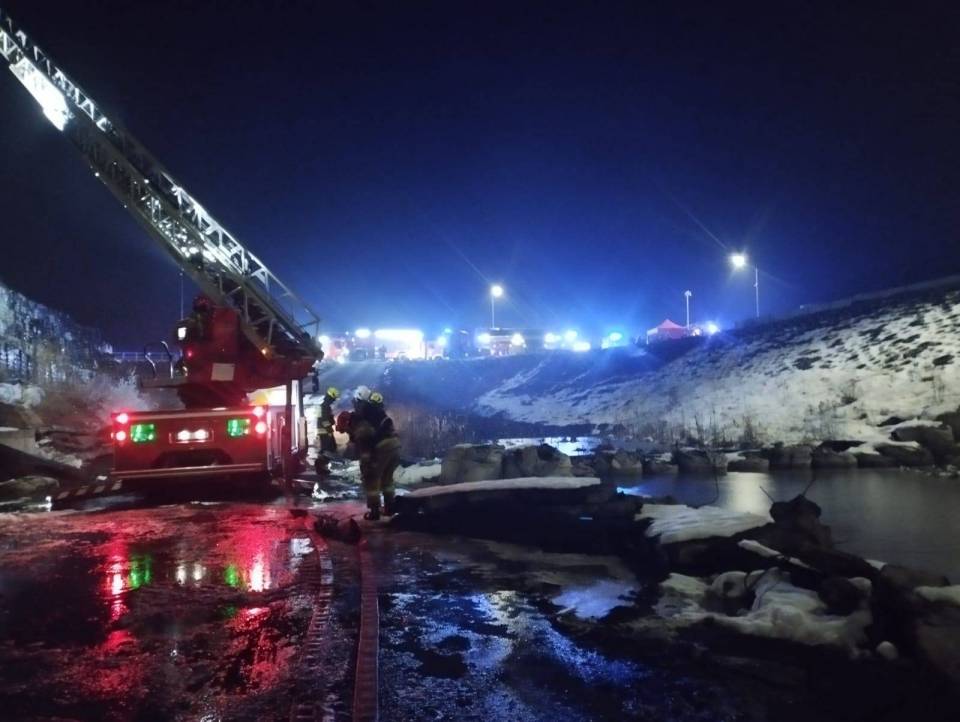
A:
224;564;240;588
226;418;250;438
130;423;156;443
127;555;153;589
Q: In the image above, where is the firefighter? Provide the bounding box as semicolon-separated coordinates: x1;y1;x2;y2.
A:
346;386;382;519
314;386;339;475
365;390;401;518
185;295;212;341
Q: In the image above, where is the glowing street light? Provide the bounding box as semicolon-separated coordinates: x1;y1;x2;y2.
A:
729;253;759;319
490;284;504;328
684;290;692;328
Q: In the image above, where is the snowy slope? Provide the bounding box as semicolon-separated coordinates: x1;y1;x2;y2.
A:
478;285;960;444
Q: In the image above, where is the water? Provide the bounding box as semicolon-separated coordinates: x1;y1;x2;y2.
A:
620;469;960;581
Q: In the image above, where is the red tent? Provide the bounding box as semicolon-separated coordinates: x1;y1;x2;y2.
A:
646;318;687;342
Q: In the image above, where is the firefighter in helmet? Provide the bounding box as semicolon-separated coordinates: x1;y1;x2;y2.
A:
345;386;400;520
366;390;401;518
314;386;340;475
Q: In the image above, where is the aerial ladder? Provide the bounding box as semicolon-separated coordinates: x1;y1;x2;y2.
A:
0;9;324;482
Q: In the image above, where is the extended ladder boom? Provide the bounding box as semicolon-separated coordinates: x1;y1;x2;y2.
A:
0;9;322;363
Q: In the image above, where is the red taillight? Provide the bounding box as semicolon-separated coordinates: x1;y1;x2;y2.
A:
185;348;194;359
115;412;129;425
252;405;265;418
254;420;267;435
115;429;128;442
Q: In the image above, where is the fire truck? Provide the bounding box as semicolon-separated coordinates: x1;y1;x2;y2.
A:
1;11;322;483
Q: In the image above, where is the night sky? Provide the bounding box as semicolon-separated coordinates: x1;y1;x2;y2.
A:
2;1;959;347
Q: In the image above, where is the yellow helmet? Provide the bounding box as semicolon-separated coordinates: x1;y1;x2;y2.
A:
369;391;384;405
326;386;340;400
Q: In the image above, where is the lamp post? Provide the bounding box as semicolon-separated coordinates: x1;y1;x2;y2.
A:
730;253;759;319
684;290;692;328
490;284;504;328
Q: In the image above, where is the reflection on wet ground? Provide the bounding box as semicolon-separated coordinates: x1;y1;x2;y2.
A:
0;504;319;721
373;531;744;721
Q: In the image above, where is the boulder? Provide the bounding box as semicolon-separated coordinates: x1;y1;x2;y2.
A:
0;475;59;500
875;444;934;467
767;444;813;469
591;449;643;476
728;455;770;472
708;571;753;615
675;448;727;474
440;444;504;484
818;576;864;615
642;458;678;475
855;452;896;469
768;495;833;548
501;444;572;479
934;411;960;440
891;424;956;463
811;448;858;469
914;624;960;688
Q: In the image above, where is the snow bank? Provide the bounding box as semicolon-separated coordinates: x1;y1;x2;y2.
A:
0;383;44;407
552;579;636;620
639;503;770;544
405;476;601;498
916;585;960;606
394;460;442;486
655;569;872;651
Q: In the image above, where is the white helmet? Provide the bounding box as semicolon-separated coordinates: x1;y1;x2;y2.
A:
353;385;372;402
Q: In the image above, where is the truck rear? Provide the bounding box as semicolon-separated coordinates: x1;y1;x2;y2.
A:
110;405;280;482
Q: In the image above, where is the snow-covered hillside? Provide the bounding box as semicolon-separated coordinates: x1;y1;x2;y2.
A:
478;285;960;444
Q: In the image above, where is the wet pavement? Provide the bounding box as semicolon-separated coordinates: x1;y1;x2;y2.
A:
0;498;343;721
1;488;957;721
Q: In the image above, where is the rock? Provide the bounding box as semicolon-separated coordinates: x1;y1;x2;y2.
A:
891;424;956;463
591;449;643;476
708;571;752;614
440;444;504;484
914;624;960;688
675;448;727;474
818;576;864;615
728;456;770;472
875;444;934;467
818;440;865;452
570;462;596;477
811;448;858;469
855;452;896;468
642;458;678;475
768;495;832;548
767;444;813;469
501;444;572;479
934;411;960;440
875;641;899;661
0;475;59;500
879;564;950;593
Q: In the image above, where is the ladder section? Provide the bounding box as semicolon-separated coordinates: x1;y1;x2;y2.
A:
0;10;322;361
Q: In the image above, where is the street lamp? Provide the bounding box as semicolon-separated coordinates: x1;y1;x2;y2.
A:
684;290;692;328
729;253;759;319
490;284;504;328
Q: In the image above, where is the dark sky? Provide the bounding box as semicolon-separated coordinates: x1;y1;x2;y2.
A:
2;1;959;346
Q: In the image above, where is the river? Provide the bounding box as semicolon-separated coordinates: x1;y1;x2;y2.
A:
620;469;960;581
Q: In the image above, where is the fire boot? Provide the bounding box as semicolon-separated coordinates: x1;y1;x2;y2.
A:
382;492;397;517
364;502;381;521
